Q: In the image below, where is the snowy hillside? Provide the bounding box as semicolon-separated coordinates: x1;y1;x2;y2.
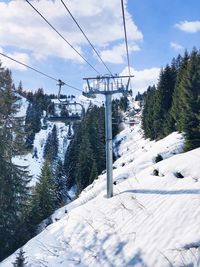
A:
12;94;107;186
12;94;103;187
12;95;71;186
2;121;200;267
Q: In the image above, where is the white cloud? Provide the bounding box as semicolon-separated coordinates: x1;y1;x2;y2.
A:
0;0;143;65
0;1;84;63
175;20;200;33
100;43;140;64
170;42;184;51
0;48;30;71
120;66;160;94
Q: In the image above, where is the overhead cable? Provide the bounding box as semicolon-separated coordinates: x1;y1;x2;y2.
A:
25;0;101;75
121;0;131;77
0;52;82;92
60;0;115;78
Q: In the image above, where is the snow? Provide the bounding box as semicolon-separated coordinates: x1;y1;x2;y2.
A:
2;112;200;266
14;93;29;118
12;95;70;186
13;121;70;186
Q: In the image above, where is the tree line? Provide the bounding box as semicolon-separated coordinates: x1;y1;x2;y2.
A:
142;49;200;150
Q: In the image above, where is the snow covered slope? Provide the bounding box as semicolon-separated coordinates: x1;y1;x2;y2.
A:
12;95;70;186
13;121;70;186
2;123;200;267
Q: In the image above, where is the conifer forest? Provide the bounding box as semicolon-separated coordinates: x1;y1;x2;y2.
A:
0;48;199;263
0;1;200;266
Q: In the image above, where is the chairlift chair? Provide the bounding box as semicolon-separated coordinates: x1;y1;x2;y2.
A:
46;80;85;124
46;101;85;124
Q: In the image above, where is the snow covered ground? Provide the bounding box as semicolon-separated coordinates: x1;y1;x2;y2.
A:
2;120;200;267
14;93;29;118
12;95;70;186
12;121;70;186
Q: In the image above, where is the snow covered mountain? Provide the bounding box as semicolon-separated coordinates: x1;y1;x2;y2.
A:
2;118;200;266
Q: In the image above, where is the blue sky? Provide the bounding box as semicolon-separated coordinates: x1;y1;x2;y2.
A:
0;0;200;96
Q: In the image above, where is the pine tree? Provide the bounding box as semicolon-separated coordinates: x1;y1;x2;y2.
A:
25;102;42;149
87;106;106;173
142;85;157;139
135;91;144;101
17;81;23;96
43;124;59;161
89;160;98;184
177;49;200;150
153;64;177;138
160;63;177;136
170;51;190;131
31;160;56;228
54;159;68;205
28;160;57;234
0;64;30;260
13;249;27;267
142;61;177;139
75;129;95;194
142;49;199;150
64;123;80;189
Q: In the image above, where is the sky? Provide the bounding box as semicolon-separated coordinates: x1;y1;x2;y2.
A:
0;0;200;96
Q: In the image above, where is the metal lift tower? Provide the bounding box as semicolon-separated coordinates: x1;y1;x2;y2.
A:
83;74;133;198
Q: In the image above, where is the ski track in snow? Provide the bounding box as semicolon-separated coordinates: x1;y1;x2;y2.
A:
2;98;200;267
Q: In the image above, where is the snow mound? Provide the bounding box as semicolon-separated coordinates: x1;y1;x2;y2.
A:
2;124;200;267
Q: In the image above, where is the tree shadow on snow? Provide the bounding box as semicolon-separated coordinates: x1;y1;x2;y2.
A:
120;189;200;196
126;250;148;267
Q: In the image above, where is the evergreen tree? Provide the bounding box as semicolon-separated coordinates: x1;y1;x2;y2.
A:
142;49;200;150
159;63;177;136
142;61;177;139
13;249;27;267
135;91;144;101
28;160;57;234
17;81;23;96
25;102;42;149
170;51;190;131
75;128;96;194
87;106;106;173
0;64;30;260
151;64;177;138
173;49;200;150
142;85;157;139
119;96;129;112
54;159;68;205
89;160;98;184
43;124;59;161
